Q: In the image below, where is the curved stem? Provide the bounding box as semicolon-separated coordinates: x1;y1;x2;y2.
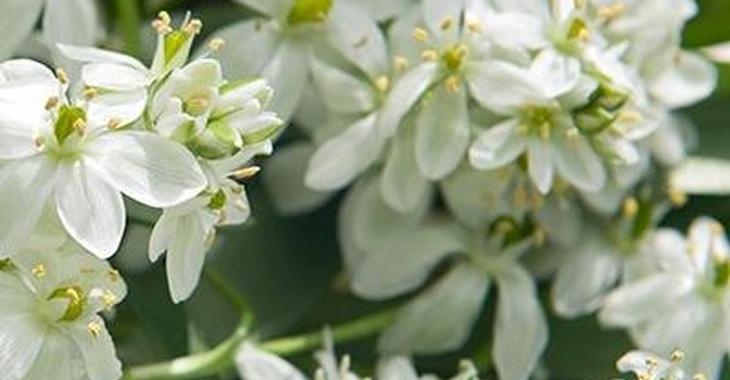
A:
204;267;255;328
123;308;397;380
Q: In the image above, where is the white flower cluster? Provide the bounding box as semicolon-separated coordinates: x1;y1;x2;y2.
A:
0;11;282;380
208;0;720;379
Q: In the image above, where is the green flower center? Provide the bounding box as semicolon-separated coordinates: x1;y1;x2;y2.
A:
442;43;469;72
287;0;334;25
48;286;85;322
54;105;87;145
520;105;557;140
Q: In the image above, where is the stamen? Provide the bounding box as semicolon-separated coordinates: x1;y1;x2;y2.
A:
152;11;173;34
564;127;579;139
412;27;430;42
207;38;226;51
598;2;626;21
72;118;87;136
670;349;685;363
83;87;98;100
101;290;117;309
622;197;639;218
374;76;390;93
183;19;203;35
45;96;59;110
421;49;438;61
108;269;120;283
353;35;369;49
444;75;460;93
539;122;551;140
465;16;484;34
32;263;47;278
617;110;643;124
231;166;261;180
668;186;687;207
87;321;102;337
107;117;123;130
33;134;46;150
55;68;69;85
394;56;410;71
440;16;454;31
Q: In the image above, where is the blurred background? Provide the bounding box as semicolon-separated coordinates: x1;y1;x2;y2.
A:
47;0;730;378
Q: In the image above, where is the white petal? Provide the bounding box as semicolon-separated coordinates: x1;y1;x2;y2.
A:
552;243;621;318
377;356;419;380
616;351;672;376
65;316;122;380
415;87;470;180
264;143;333;215
378;264;489;354
529;50;581;98
309;57;376;114
469;118;526;170
483;12;548;51
81;62;151;91
493;264;548;380
0;156;57;254
380;123;431;213
87;131;207;208
0;287;45;380
0;59;59;107
378;63;438;137
0;0;43;59
466;61;545;114
261;38;309;121
165;211;217;303
235;342;307;380
149;211;174;263
305;114;382;191
352;222;468;300
345;0;411;21
19;331;79;380
440;167;511;231
553;134;606;192
57;44;147;72
599;273;694;326
422;0;464;44
86;89;147;127
55;161;125;259
671;157;730;196
206;20;279;78
43;0;100;47
327;2;390;79
0;103;46;159
647;51;717;108
527;139;554;194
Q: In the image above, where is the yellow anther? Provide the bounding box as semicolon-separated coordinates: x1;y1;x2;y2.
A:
693;374;708;380
101;290;117;309
231;166;261;180
83;87;98;100
87;321;102;338
107;117;123;130
670;349;685;363
539;123;551;140
421;49;439;61
394;56;410;71
353;35;369;49
108;269;120;283
55;68;69;85
32;263;47;278
617;110;643;124
152;11;173;34
598;2;626;21
412;27;430;42
184;19;203;35
573;0;586;9
440;16;454;31
622;197;639;218
45;96;59;110
207;38;226;51
72;118;87;135
33;134;46;150
374;76;390;93
564;127;579;139
668;187;687;208
465;16;484;34
444;75;460;93
513;185;528;208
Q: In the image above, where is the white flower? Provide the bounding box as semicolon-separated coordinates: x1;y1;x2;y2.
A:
210;0;386;120
149;143;271;303
0;0;101;60
614;349;708;380
0;239;127;380
0;59;206;258
600;218;730;379
341;176;546;380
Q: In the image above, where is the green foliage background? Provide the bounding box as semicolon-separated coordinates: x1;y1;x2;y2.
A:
97;0;730;378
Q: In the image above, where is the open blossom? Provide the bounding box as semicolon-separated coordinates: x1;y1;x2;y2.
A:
0;59;206;258
600;218;730;379
211;0;392;120
340;176;546;380
615;349;710;380
0;236;127;380
0;0;101;60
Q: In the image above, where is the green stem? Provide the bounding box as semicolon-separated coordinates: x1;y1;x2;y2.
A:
123;308;397;380
114;0;142;56
204;267;255;328
123;319;249;380
261;308;397;356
